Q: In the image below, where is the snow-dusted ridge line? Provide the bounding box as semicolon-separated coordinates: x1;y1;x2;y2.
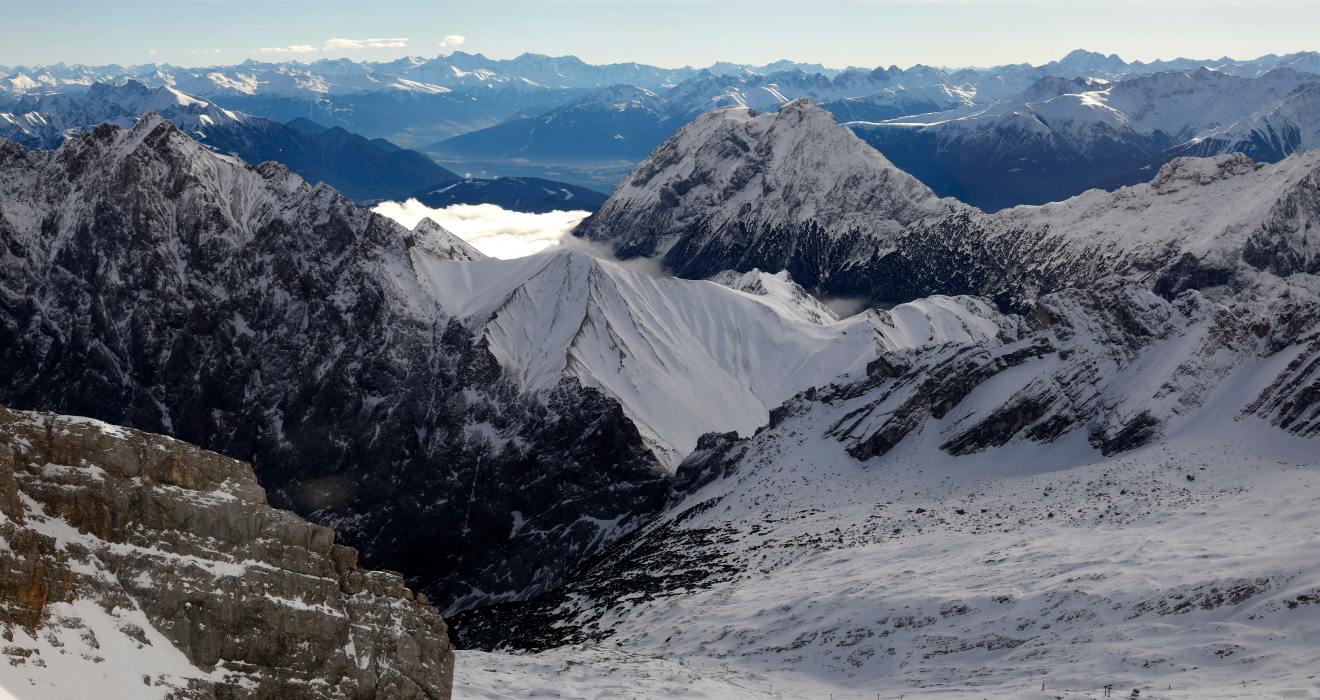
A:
0;114;670;610
581;97;1320;318
411;246;1010;465
0;114;1030;608
450;280;1320;700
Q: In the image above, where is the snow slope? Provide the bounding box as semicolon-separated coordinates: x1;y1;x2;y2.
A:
451;282;1320;700
410;249;1007;465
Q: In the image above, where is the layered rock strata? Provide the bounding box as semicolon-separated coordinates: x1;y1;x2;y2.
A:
0;403;455;699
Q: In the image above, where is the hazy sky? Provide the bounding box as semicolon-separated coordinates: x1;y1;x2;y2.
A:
3;1;1317;71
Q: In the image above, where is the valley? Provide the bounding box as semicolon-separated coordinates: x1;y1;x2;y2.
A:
2;34;1319;700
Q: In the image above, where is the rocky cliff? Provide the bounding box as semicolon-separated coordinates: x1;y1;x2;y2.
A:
573;98;947;287
579;99;1320;318
0;403;455;699
0;115;669;613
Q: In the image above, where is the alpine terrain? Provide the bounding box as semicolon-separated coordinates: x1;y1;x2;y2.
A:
454;92;1320;700
2;39;1320;700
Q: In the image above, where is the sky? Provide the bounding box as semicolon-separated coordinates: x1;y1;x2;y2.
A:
2;0;1318;72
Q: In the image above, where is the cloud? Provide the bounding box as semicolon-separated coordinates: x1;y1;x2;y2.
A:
438;35;466;48
557;231;672;277
371;200;668;275
373;200;587;259
148;50;168;55
324;38;409;51
254;45;316;54
188;49;223;55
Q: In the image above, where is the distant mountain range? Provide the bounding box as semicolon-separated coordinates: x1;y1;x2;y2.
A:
0;81;459;203
849;66;1320;211
5;52;1320;700
0;55;847;148
8;49;1320;208
426;84;680;163
0;80;612;209
423;51;1320;200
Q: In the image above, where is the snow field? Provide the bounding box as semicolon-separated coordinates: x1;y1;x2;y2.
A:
451;332;1320;700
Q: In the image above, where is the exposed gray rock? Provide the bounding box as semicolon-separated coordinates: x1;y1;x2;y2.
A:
0;115;668;613
579;99;1320;318
0;403;455;699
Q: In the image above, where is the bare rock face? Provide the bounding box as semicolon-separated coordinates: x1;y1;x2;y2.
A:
0;116;668;613
0;403;454;699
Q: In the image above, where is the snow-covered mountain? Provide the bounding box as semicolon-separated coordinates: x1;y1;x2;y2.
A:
1107;79;1320;187
450;279;1320;699
0;79;258;146
0;114;670;613
574;98;946;286
429;53;1320;201
0;54;847;100
416;251;928;465
0;114;952;609
0;80;461;202
583;98;1320;316
848;67;1320;210
0;54;836;148
5;52;1320;700
13;49;1320;180
425;68;981;173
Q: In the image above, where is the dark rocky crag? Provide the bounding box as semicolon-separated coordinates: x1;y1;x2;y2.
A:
450;282;1320;652
0;403;455;698
0;115;669;613
578;100;1320;316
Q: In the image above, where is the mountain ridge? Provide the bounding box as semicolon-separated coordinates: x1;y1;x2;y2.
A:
580;99;1320;317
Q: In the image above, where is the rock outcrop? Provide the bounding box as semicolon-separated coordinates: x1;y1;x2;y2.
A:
579;99;1320;317
573;98;947;286
0;115;668;613
0;403;455;699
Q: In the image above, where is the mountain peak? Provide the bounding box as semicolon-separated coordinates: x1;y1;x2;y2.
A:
1150;151;1262;191
1055;49;1128;72
575;95;943;283
409;217;485;261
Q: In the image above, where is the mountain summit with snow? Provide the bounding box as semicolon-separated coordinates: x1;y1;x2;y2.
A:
579;97;1320;316
3;44;1320;700
575;98;946;287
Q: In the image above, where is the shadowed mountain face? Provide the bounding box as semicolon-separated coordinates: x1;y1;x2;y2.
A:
0;115;670;614
0;80;461;203
425;85;682;164
199;120;460;203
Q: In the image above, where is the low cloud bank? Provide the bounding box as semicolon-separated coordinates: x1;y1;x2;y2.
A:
372;199;670;276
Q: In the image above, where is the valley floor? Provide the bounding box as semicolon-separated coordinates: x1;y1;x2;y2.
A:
451;420;1320;700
